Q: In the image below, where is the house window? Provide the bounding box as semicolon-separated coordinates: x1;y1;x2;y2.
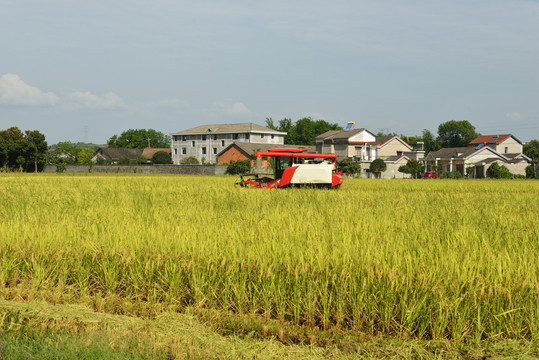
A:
504;147;508;153
213;148;217;154
213;135;218;140
182;148;186;155
271;134;274;139
174;148;178;155
201;147;207;155
191;141;195;147
355;147;361;156
245;134;249;140
182;136;187;141
202;135;206;141
261;134;265;139
233;134;238;140
221;140;225;147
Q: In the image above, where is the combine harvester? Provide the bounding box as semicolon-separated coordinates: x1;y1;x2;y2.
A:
237;148;343;189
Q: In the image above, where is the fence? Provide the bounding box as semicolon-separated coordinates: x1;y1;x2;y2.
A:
44;164;227;175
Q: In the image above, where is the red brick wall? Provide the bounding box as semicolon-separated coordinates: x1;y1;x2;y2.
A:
218;147;272;168
218;147;250;165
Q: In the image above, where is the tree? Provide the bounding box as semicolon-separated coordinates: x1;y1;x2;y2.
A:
152;151;173;164
107;129;171;149
437;120;480;148
180;156;199;165
337;158;361;175
226;160;251;175
77;148;95;165
24;130;48;172
524;140;539;160
0;127;48;172
421;129;440;154
118;157;131;165
265;117;341;145
137;154;148;164
398;159;425;179
370;158;387;178
486;163;513;179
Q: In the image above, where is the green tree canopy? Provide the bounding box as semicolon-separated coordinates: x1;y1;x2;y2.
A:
0;127;48;171
369;158;387;178
337;158;361;175
226;159;251;175
180;156;199;165
421;129;441;154
107;129;171;149
398;159;425;179
523;139;539;160
265;117;341;145
437;120;480;148
151;151;173;164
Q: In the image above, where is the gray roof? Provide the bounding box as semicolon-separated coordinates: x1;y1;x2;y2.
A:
95;148;142;161
426;147;479;159
171;123;286;136
316;128;370;141
375;136;394;144
218;142;316;158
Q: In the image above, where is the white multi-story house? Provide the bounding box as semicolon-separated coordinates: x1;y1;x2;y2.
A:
170;123;286;164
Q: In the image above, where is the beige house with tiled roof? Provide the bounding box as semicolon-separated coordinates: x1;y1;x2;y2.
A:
469;134;523;155
170;123;286;164
316;128;419;178
424;145;530;178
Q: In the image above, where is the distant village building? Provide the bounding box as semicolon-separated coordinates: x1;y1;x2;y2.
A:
170;123;286;164
424;134;530;177
316;126;419;178
92;148;142;163
92;147;172;164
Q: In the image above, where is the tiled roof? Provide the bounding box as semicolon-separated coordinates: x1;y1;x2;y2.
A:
375;136;393;144
427;147;479;159
469;134;514;145
142;148;172;159
96;148;142;160
316;128;370;141
171;123;286;136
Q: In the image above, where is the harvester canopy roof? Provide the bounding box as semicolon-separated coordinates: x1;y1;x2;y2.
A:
255;150;337;161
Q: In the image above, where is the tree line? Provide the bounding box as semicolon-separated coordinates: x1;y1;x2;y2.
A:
2;122;538;176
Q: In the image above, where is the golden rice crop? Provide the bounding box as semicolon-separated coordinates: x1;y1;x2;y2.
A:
0;174;537;342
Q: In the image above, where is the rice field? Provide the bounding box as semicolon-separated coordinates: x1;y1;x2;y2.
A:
0;174;537;347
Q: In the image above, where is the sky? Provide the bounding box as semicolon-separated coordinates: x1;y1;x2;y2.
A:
1;0;538;145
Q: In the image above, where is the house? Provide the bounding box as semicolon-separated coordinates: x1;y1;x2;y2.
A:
217;142;315;168
316;127;418;178
424;146;530;178
170;123;286;165
469;134;523;155
92;148;142;164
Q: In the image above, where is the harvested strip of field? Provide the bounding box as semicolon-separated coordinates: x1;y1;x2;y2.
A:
1;298;536;359
0;174;537;351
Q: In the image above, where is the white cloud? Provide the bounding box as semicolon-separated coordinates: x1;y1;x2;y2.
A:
213;99;250;115
506;112;521;121
62;91;125;110
0;73;60;106
143;98;189;109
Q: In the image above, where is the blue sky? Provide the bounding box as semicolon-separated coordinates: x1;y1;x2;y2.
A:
1;0;538;144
